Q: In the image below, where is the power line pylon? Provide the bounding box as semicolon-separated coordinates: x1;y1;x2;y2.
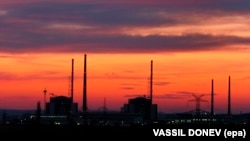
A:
187;93;208;117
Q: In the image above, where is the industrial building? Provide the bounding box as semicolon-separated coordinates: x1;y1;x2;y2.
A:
121;96;157;121
45;96;78;115
120;60;157;121
45;58;78;116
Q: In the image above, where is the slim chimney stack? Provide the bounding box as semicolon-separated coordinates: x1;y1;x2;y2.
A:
150;60;153;104
71;58;74;102
228;76;231;116
211;79;214;117
83;54;87;112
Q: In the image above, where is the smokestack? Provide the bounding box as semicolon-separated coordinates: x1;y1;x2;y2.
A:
150;60;153;104
71;58;74;102
228;76;231;116
211;79;214;117
83;54;87;112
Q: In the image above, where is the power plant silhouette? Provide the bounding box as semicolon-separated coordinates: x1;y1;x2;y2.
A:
21;54;157;126
1;54;250;127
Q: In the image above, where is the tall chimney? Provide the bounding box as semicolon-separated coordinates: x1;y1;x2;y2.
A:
83;54;87;112
71;58;74;102
211;79;214;117
150;60;153;104
228;76;231;116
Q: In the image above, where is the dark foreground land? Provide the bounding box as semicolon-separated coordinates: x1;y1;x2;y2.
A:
0;124;249;140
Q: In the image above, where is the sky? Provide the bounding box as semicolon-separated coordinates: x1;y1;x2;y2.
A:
1;0;250;114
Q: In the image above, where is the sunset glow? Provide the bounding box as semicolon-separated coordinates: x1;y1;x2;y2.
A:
1;0;250;114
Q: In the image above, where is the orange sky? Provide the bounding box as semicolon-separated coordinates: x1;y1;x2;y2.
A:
1;51;250;114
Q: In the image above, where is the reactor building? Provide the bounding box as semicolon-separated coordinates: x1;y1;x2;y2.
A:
121;96;157;121
121;60;158;121
45;58;78;115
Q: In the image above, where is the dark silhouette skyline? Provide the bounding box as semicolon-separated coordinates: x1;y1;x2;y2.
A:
1;1;250;138
1;56;250;129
